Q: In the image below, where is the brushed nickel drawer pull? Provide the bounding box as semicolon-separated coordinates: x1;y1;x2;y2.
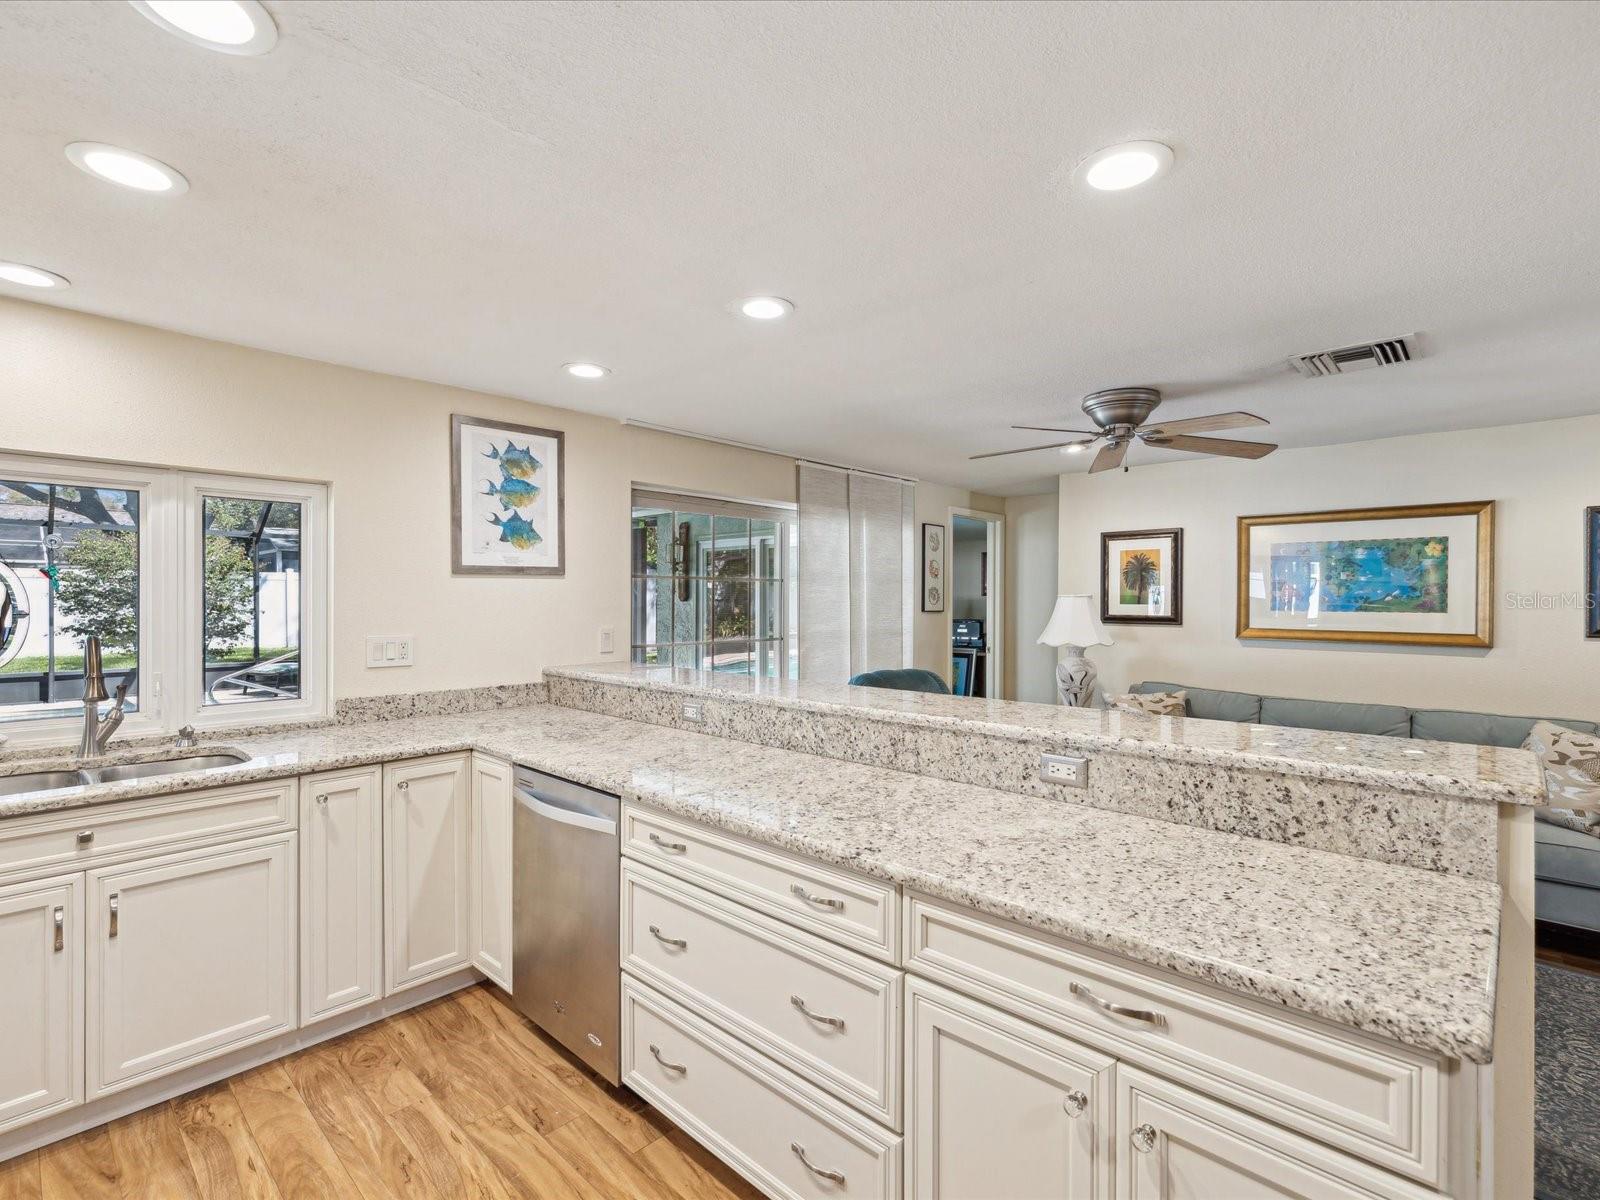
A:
1070;982;1167;1029
77;830;94;847
648;832;687;852
108;893;119;938
648;1044;686;1074
53;906;64;952
1063;1088;1088;1117
789;883;844;911
648;924;687;949
1131;1123;1158;1154
791;1142;845;1185
790;994;845;1031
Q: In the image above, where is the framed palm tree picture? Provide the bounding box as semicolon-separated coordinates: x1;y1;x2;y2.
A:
1101;528;1182;625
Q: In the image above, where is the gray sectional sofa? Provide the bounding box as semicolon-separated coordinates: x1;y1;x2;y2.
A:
1129;680;1600;935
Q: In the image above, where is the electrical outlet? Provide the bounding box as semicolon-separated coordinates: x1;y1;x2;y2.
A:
366;636;414;668
599;626;615;654
1039;753;1088;788
682;702;704;723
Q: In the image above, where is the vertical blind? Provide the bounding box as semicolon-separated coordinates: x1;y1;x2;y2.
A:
797;463;914;682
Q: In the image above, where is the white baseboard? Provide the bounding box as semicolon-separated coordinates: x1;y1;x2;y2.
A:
0;968;484;1163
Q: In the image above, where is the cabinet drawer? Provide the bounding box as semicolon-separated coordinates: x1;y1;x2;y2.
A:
1116;1065;1439;1200
623;803;899;961
0;779;297;884
624;861;902;1127
623;977;902;1200
905;893;1445;1185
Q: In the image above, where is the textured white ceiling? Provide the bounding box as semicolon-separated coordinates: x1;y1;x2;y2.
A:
3;1;1599;494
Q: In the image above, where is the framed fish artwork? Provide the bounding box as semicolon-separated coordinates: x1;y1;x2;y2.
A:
451;414;565;576
1236;500;1494;647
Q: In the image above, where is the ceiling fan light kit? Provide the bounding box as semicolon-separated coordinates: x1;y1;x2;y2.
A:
972;387;1279;472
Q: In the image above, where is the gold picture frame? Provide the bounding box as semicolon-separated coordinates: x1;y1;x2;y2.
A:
1236;501;1494;647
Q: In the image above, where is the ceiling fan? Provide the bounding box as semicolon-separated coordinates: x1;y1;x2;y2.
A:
971;387;1278;473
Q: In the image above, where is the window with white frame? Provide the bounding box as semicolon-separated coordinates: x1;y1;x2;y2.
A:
0;454;327;742
630;489;798;678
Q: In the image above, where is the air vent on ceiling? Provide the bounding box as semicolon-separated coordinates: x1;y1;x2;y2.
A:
1289;335;1414;378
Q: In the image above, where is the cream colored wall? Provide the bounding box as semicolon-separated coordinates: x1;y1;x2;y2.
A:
910;483;1003;681
1004;490;1059;704
1056;414;1600;718
0;298;799;698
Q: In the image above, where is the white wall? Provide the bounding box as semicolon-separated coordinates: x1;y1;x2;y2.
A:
1057;415;1600;719
1;298;805;698
1005;490;1059;704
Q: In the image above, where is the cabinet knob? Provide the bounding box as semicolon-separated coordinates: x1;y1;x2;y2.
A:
1063;1088;1088;1118
77;830;94;847
1131;1123;1158;1154
315;794;328;806
396;780;409;791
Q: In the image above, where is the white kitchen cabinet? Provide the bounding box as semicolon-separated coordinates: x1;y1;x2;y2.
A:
907;976;1113;1200
300;766;384;1023
86;834;296;1098
1115;1065;1438;1200
469;753;513;990
0;874;83;1134
384;753;471;993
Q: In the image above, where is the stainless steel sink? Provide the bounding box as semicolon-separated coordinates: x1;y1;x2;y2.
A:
0;770;91;798
91;753;249;782
0;751;251;797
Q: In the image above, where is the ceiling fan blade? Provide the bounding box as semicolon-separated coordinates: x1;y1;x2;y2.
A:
1088;440;1128;474
1153;434;1278;459
1009;425;1099;435
1140;411;1267;436
969;439;1096;461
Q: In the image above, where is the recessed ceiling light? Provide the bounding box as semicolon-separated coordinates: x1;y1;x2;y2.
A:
129;0;277;55
739;296;793;320
0;262;70;289
564;362;610;379
1082;141;1173;192
66;142;189;194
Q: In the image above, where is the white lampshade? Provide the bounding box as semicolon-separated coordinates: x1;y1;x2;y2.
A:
1037;594;1113;649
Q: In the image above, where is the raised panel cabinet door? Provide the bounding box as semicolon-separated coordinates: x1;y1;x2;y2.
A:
300;766;383;1022
0;874;83;1134
1116;1066;1434;1200
86;835;296;1098
385;754;471;993
907;978;1113;1200
469;754;513;990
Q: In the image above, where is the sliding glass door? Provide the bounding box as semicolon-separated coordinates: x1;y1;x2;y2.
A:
630;492;797;678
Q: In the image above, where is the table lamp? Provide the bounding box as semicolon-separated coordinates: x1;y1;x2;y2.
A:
1037;594;1113;707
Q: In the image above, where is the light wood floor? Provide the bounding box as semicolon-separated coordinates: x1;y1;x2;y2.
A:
0;983;763;1200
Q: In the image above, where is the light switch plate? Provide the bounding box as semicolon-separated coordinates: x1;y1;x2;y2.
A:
366;636;414;668
1039;753;1088;788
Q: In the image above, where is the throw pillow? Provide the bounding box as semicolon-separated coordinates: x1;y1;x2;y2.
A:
1524;721;1600;834
1108;689;1187;717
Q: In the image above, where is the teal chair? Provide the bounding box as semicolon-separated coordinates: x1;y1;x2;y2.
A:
847;668;950;695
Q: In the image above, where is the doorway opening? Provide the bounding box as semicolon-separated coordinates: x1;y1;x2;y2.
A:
947;509;1004;698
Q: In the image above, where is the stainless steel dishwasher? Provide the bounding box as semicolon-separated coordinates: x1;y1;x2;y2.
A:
511;766;621;1085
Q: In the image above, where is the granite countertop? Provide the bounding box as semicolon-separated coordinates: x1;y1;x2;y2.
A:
0;703;1500;1062
547;662;1546;806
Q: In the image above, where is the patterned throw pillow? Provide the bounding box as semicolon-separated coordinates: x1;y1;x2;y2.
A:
1524;721;1600;835
1108;689;1188;717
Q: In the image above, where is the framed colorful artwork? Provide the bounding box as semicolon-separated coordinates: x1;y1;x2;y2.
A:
451;414;565;576
922;523;945;612
1586;506;1599;639
1236;501;1494;647
1100;528;1182;625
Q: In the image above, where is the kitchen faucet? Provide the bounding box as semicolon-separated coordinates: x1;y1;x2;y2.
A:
78;636;134;759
